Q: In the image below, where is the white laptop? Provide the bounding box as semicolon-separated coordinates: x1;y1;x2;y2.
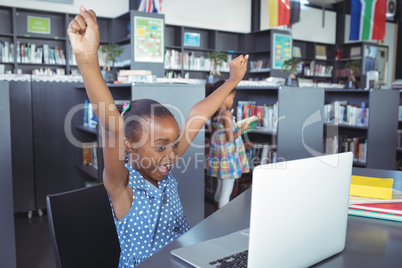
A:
171;152;353;267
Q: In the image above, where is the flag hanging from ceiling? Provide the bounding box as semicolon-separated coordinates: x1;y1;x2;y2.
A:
138;0;163;13
349;0;387;41
289;0;300;26
269;0;291;27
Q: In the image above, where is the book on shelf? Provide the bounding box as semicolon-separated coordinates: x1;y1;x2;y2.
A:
324;101;368;127
315;45;327;60
249;58;270;72
245;142;277;168
0;41;14;63
350;46;362;59
82;141;98;169
323;136;367;162
237;101;278;131
83;100;97;128
164;49;182;70
293;46;301;58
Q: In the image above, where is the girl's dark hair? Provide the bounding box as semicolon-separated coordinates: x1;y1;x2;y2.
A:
205;80;225;97
122;99;174;141
205;80;236;119
205;79;236;98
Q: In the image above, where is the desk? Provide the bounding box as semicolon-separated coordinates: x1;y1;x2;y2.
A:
138;168;402;268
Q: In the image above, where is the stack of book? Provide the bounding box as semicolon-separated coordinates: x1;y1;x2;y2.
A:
324;100;369;127
348;175;402;222
237;101;278;132
244;142;277;168
0;41;14;63
324;136;367;163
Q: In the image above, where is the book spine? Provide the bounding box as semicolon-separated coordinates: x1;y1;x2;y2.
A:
348;209;402;222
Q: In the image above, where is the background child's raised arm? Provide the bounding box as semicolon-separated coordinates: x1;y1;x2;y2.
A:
68;7;127;194
177;55;248;157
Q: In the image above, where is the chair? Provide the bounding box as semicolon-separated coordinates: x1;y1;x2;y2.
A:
46;183;120;268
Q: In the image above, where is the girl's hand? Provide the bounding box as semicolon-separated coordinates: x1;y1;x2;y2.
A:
242;122;250;132
228;54;249;84
67;6;100;65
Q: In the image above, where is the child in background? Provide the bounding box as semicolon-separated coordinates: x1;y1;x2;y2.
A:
68;6;248;267
206;80;250;209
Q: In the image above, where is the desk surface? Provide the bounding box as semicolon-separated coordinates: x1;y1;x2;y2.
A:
139;168;402;267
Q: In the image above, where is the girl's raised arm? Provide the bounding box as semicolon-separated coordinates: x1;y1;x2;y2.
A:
68;7;127;194
177;55;248;157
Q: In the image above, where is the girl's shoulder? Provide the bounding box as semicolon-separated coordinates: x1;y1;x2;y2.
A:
219;109;233;121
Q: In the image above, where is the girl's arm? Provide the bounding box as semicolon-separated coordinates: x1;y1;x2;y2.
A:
220;110;249;143
68;7;127;197
177;55;248;157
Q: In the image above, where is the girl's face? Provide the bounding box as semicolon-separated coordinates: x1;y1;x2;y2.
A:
131;116;180;187
225;91;236;109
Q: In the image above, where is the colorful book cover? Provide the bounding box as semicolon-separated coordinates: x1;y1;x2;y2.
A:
350;175;393;200
348;208;402;222
349;202;402;216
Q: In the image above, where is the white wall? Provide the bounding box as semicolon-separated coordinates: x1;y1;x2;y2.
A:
260;3;336;44
1;0;128;18
1;0;252;33
162;0;251;33
343;15;396;88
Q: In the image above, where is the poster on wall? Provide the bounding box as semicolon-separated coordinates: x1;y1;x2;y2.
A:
376;46;388;84
272;33;292;70
27;16;51;34
134;16;164;63
363;45;377;74
184;32;200;47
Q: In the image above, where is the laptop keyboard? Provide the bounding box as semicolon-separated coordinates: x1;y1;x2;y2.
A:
208;250;248;267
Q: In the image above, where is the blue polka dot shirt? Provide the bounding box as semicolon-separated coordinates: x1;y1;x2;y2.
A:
110;162;190;267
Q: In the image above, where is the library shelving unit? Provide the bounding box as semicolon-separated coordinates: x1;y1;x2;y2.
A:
0;75;35;214
0;5;116;75
0;74;85;214
205;85;325;204
73;82;206;226
31;76;84;210
293;40;336;83
324;88;398;170
396;90;402;170
245;29;291;81
234;85;325;163
164;24;246;80
334;42;388;89
0;80;17;268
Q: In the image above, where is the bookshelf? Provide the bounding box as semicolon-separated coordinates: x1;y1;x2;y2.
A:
334;42;388;89
245;29;293;81
0;5;116;75
396;90;402;170
233;86;325;165
2;75;36;214
164;25;246;80
0;80;17;268
293;40;336;83
324;89;398;170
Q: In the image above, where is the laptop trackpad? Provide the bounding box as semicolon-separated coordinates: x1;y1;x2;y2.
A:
209;231;249;251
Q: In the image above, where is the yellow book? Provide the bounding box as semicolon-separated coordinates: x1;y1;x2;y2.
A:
350;175;394;200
